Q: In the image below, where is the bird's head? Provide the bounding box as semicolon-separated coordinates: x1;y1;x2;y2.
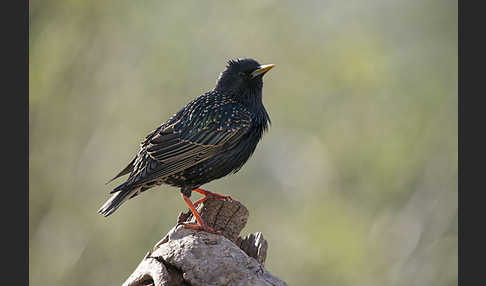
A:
215;58;275;100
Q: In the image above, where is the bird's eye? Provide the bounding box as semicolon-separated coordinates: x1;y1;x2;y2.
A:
238;72;247;77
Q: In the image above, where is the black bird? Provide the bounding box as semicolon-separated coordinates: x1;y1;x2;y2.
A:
98;58;274;233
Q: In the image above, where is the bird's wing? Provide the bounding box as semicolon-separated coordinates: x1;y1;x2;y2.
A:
127;103;252;186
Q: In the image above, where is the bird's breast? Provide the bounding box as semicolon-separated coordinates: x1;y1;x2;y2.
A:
171;123;266;188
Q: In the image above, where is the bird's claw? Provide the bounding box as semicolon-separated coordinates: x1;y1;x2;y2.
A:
193;194;237;207
213;194;235;202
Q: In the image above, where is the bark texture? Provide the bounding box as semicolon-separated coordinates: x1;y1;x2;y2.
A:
122;198;287;286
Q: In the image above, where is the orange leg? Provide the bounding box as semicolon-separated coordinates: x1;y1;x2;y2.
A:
192;188;237;207
181;194;221;234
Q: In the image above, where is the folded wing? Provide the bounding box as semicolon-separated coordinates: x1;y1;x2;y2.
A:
122;102;252;188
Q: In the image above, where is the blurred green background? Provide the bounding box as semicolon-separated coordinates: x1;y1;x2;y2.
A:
29;0;457;285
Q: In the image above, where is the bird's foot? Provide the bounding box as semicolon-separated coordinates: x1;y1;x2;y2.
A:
180;222;221;234
181;193;222;235
193;188;237;207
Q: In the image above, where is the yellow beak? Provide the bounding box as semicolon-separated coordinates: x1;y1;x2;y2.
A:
250;64;275;78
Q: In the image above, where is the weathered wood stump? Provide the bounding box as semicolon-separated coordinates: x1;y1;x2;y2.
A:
122;198;288;286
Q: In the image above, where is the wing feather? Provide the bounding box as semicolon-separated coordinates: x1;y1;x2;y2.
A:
124;98;252;188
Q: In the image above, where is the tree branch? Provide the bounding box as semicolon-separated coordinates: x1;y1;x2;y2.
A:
121;198;288;286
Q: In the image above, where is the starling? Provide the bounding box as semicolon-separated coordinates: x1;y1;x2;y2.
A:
98;58;274;233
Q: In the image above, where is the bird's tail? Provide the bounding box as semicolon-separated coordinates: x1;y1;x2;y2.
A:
97;187;140;217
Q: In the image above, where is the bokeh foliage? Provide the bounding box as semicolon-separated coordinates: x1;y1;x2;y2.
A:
29;1;457;285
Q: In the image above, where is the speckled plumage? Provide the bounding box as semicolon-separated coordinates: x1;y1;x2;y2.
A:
98;58;273;216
